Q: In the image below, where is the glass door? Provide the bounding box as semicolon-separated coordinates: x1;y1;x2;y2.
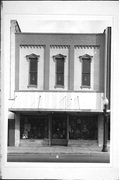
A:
51;114;67;145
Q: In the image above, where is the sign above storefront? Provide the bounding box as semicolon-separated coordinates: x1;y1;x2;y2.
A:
9;92;104;112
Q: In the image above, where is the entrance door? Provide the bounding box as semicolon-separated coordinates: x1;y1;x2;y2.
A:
51;114;67;146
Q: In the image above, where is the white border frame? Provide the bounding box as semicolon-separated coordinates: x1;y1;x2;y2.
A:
1;1;119;179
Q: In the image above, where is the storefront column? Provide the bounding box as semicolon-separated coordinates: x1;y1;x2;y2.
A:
98;114;104;147
15;113;20;146
48;114;52;146
67;114;69;145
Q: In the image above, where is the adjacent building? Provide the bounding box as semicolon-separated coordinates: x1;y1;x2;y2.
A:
8;20;111;147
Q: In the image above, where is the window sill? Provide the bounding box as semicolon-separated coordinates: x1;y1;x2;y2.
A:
80;85;91;89
27;85;37;88
54;85;64;89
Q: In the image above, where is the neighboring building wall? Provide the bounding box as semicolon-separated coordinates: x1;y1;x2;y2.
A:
10;20;21;98
0;41;1;146
105;27;111;109
0;3;1;173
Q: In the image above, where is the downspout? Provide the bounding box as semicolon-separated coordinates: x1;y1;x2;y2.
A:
104;28;108;101
104;27;111;110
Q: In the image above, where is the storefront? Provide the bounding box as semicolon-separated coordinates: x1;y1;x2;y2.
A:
16;112;98;146
8;91;108;146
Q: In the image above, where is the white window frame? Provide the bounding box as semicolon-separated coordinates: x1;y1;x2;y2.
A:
53;54;66;88
26;53;40;88
79;54;93;89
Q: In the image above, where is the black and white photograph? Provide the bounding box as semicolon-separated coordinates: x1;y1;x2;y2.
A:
1;1;119;179
7;19;111;163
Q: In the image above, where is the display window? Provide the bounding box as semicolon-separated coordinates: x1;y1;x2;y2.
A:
69;115;97;140
20;115;48;139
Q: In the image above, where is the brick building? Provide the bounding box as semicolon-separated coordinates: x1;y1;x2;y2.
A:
8;20;111;147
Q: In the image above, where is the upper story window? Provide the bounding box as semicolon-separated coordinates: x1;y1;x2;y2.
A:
53;54;66;88
26;53;40;87
79;54;93;88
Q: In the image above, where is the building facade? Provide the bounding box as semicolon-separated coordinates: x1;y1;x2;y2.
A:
8;20;111;147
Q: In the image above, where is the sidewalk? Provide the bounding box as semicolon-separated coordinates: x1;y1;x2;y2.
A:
7;140;110;162
8;140;110;154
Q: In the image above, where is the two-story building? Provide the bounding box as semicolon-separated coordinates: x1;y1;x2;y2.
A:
8;20;111;147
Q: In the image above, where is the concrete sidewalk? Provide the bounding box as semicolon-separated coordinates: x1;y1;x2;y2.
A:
7;141;110;162
8;140;110;154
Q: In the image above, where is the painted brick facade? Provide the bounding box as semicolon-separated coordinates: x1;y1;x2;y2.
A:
8;20;111;148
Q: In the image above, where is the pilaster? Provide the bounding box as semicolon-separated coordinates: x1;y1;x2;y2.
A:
68;45;74;90
44;45;50;90
15;113;20;146
98;114;104;147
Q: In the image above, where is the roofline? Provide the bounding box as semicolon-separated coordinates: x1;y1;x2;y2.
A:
11;20;21;32
15;32;104;36
15;21;21;32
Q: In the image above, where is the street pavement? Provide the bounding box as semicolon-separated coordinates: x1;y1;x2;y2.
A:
7;140;110;163
7;152;109;163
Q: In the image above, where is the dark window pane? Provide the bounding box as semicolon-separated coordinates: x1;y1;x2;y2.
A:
56;73;64;85
30;72;37;85
82;58;91;86
56;59;64;73
29;58;37;85
56;58;64;86
82;74;90;86
30;59;37;72
82;59;90;73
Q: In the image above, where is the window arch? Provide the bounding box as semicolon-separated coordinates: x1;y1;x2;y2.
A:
26;53;40;87
79;54;93;88
53;54;66;88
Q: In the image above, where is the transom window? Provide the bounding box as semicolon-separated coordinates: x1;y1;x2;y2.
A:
53;54;66;88
26;53;39;87
79;54;92;88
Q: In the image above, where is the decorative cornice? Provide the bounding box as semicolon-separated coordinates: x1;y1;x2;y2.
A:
74;45;100;49
50;45;69;49
53;54;66;62
26;53;40;61
79;54;93;62
20;45;45;49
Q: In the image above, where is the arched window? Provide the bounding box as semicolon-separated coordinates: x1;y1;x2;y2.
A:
53;54;66;88
26;53;40;87
79;54;93;88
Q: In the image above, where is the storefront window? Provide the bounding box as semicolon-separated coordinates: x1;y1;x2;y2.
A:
69;116;97;140
20;115;48;139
